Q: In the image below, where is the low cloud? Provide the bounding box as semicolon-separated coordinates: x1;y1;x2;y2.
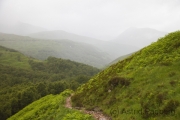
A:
0;0;180;40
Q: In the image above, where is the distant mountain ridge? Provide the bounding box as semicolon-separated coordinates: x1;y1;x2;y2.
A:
29;30;140;60
113;27;167;48
0;23;167;67
29;30;101;44
0;32;111;68
0;22;46;35
28;28;167;61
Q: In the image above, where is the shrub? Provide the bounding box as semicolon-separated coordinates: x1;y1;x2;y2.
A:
108;76;130;88
162;99;179;115
156;92;166;105
169;80;177;86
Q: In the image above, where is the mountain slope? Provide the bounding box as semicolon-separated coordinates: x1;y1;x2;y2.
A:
72;31;180;120
113;27;167;48
29;30;101;45
0;32;111;68
107;52;134;67
8;90;94;120
0;46;100;120
0;46;32;69
29;30;139;60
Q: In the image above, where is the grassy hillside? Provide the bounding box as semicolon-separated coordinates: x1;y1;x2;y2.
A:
8;90;94;120
0;46;100;120
107;52;134;67
0;32;111;68
0;46;33;69
72;31;180;120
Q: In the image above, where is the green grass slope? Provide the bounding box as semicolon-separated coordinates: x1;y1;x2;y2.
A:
0;32;111;68
0;46;100;120
72;31;180;120
106;52;134;67
8;90;94;120
0;46;33;69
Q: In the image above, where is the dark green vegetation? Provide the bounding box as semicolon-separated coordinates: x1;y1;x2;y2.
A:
8;90;94;120
0;32;111;68
0;46;99;120
72;31;180;120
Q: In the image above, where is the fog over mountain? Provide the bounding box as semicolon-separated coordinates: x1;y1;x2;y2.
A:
0;22;46;35
0;0;180;40
0;0;180;65
29;30;139;59
113;27;167;48
29;30;102;45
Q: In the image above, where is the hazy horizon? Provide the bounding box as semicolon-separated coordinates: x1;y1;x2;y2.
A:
0;0;180;40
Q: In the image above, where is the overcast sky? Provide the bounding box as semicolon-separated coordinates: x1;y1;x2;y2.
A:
0;0;180;40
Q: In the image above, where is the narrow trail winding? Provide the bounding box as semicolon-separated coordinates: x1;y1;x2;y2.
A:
65;96;111;120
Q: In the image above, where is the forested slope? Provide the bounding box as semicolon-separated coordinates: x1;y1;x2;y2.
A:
0;46;99;120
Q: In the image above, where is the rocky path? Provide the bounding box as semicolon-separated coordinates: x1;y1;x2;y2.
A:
65;96;111;120
65;96;72;109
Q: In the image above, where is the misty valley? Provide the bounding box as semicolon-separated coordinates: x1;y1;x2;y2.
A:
1;1;180;119
1;23;180;120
